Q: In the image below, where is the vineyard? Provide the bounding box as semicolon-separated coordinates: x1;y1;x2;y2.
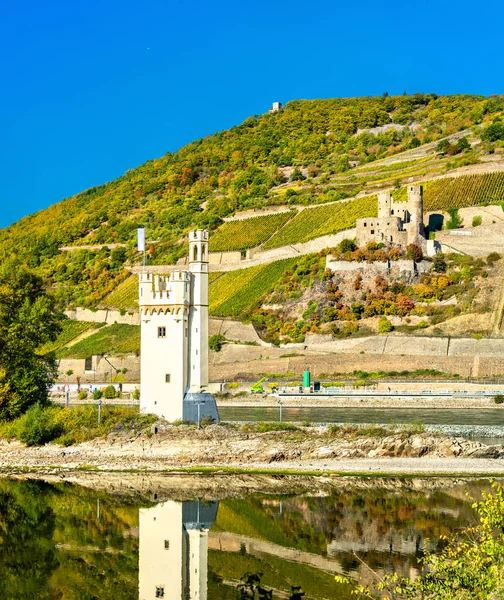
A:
209;257;298;318
392;172;504;210
100;275;138;310
38;320;99;355
262;196;378;249
56;323;140;359
208;211;296;252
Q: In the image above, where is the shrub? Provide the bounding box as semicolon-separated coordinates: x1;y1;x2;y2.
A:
446;208;463;229
103;385;117;399
132;388;140;400
209;334;226;352
472;215;482;227
406;243;423;261
494;394;504;404
18;405;62;446
338;238;357;253
378;316;393;334
487;252;501;265
77;390;88;400
92;388;103;400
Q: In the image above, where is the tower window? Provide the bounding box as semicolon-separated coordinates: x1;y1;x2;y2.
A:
165;374;171;383
158;327;166;338
370;230;374;234
84;357;92;371
155;587;165;598
164;540;170;549
201;244;206;260
193;245;198;261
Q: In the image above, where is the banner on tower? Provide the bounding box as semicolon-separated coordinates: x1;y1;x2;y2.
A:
137;228;145;252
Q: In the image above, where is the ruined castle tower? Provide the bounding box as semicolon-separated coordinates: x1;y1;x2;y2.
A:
356;185;426;249
406;185;425;245
138;230;219;423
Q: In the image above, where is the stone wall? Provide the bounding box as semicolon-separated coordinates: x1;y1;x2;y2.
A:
325;258;431;278
209;318;269;346
65;307;140;326
57;354;140;383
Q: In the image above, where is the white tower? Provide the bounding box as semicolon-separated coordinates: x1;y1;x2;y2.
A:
139;499;218;600
138;230;219;423
188;230;209;393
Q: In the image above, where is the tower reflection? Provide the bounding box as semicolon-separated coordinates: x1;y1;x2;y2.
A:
139;499;219;600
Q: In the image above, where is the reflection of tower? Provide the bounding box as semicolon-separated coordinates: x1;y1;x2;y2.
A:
139;499;218;600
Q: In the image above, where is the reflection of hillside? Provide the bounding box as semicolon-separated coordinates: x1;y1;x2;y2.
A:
210;481;490;592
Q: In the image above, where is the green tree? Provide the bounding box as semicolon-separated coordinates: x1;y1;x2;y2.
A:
0;262;63;421
290;167;306;182
481;121;504;142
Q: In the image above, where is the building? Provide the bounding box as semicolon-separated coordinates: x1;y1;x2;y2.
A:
269;101;282;114
139;499;218;600
138;230;219;423
356;185;425;249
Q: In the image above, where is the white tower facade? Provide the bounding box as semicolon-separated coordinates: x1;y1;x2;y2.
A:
138;230;218;423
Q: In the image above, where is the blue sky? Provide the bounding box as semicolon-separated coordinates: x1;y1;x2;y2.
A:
1;0;502;229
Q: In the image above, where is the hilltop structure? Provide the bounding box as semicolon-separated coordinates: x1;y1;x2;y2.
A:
138;230;219;423
269;101;282;113
139;499;218;600
356;185;426;249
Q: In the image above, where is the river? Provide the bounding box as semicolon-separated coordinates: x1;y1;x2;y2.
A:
0;475;499;599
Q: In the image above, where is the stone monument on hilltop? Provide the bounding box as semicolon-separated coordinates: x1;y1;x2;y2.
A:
137;229;219;423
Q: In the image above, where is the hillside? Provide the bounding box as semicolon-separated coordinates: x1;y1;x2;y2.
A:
2;93;504;312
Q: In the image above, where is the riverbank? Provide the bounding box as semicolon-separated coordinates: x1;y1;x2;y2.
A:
0;423;503;476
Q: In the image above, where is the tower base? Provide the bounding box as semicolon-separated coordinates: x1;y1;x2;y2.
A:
183;392;220;423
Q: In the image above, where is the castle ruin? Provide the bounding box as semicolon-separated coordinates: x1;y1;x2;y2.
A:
356;185;426;249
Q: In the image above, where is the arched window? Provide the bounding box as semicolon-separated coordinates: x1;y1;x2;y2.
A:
193;245;198;261
201;244;206;260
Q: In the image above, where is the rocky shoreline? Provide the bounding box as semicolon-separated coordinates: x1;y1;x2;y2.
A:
0;423;503;476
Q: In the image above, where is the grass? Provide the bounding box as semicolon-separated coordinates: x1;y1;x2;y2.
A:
240;422;299;433
0;404;156;446
99;275;139;310
262;195;377;248
56;323;140;358
209;211;296;252
38;320;101;355
209;257;298;317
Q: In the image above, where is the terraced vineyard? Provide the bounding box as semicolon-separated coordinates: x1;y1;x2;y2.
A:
56;323;140;359
392;172;504;210
208;210;296;252
209;257;298;317
262;196;377;249
38;320;100;355
100;275;138;310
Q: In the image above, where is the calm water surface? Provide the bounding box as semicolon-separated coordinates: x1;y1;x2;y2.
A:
0;476;497;599
220;406;504;426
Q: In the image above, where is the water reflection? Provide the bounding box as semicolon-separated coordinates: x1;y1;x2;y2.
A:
139;500;218;600
0;477;496;599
